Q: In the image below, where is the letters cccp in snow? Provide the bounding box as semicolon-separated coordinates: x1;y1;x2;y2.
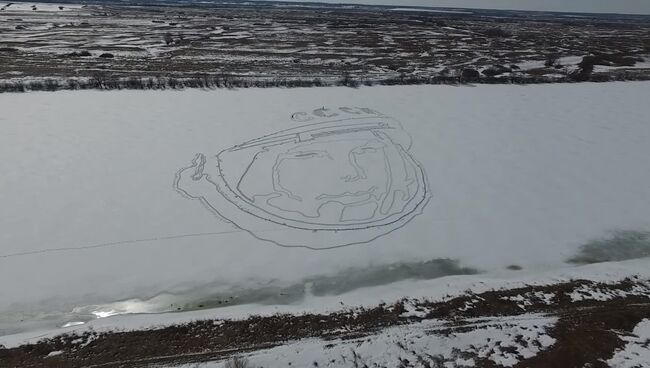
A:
175;107;430;249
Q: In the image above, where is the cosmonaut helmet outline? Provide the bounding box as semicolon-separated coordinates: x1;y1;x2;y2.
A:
174;107;430;249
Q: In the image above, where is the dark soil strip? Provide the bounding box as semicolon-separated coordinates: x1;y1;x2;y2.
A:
1;72;650;94
514;303;650;368
1;278;649;368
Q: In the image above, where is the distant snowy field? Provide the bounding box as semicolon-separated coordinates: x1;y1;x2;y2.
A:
0;2;82;11
1;82;650;338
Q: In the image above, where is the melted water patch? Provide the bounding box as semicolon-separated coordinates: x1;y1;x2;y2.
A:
0;258;478;336
568;230;650;264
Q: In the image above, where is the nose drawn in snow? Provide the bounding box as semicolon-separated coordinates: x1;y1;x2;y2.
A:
174;107;431;249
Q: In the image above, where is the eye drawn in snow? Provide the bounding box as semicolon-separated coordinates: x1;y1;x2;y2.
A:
174;107;430;249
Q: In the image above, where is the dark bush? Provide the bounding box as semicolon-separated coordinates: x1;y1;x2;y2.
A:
225;356;249;368
43;79;59;91
570;62;594;82
65;50;92;58
461;68;480;81
340;73;360;88
482;65;511;77
545;54;559;67
164;32;174;45
67;80;80;90
579;53;641;68
484;27;511;38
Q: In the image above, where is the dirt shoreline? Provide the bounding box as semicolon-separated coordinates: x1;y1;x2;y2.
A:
2;72;650;94
2;278;649;367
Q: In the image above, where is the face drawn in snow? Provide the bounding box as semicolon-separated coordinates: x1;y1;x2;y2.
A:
174;107;430;249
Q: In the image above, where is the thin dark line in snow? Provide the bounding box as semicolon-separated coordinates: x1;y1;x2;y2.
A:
0;230;248;259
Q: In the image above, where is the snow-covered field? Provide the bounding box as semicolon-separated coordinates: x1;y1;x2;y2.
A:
3;2;649;89
609;318;650;368
176;314;558;368
1;82;650;342
0;2;82;12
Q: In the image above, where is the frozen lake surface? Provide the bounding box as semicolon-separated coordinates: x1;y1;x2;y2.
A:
1;82;649;337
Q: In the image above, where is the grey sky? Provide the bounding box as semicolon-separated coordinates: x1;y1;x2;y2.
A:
274;0;650;15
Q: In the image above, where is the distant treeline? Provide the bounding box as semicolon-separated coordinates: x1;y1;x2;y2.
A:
1;72;649;93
